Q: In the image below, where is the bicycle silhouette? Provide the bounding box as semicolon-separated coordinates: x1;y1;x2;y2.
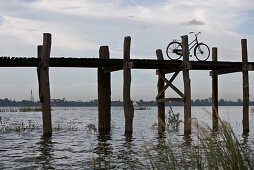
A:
166;32;210;61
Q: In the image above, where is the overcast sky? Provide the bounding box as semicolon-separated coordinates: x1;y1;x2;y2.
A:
0;0;254;101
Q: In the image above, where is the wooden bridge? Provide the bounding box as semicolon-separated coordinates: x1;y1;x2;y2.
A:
1;33;252;136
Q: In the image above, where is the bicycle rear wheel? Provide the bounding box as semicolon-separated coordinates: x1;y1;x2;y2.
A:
194;43;210;61
166;42;182;60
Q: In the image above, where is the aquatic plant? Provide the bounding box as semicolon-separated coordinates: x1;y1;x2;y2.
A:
135;106;150;110
144;111;254;169
53;121;78;131
19;107;42;112
86;123;97;132
166;107;182;131
0;108;18;112
1;121;38;132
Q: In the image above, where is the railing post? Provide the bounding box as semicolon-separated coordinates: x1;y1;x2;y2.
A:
37;33;52;137
156;49;165;130
182;35;191;135
242;39;249;134
98;46;111;132
212;47;218;131
123;36;134;135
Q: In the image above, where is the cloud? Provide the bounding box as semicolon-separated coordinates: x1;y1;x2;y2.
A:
183;19;205;26
0;16;3;25
0;0;254;100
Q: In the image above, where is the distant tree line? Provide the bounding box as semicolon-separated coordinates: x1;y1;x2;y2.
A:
0;98;254;107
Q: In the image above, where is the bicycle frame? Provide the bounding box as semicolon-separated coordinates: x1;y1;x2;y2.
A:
188;34;199;51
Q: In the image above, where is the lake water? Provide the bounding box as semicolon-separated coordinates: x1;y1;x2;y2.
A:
0;106;254;169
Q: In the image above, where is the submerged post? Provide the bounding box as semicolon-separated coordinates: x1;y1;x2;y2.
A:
182;35;191;135
212;48;218;131
156;49;165;130
242;39;249;133
123;36;134;134
37;33;52;137
98;46;111;131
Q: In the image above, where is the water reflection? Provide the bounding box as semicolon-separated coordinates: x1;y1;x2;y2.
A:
183;134;192;147
93;130;113;168
120;134;143;169
36;136;54;169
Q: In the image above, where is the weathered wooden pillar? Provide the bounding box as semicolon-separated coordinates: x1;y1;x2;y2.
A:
37;33;52;137
182;35;191;135
156;49;165;129
241;39;249;133
212;47;218;131
98;46;111;131
123;36;134;135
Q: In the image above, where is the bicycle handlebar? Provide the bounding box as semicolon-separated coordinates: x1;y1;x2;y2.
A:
189;32;201;36
189;32;201;40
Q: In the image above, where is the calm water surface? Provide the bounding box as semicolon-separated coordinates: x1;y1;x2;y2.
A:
0;106;254;169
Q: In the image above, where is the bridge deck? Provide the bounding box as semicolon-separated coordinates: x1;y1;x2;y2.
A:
0;57;253;71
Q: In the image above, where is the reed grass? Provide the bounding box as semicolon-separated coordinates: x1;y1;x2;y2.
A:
0;107;43;112
0;108;18;112
144;112;254;169
53;121;78;131
19;107;42;112
166;107;182;132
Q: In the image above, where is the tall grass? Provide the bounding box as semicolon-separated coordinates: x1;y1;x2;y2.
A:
166;107;182;132
144;112;254;169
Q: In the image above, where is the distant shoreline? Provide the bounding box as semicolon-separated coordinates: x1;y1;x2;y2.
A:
0;98;253;107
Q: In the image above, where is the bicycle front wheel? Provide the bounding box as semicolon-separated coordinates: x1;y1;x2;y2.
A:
166;42;182;60
194;43;210;61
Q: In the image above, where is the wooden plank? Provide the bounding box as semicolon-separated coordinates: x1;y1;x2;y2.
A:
39;33;52;137
212;47;218;131
247;64;254;71
98;46;111;132
156;49;165;129
160;68;179;74
156;98;183;102
123;36;134;135
242;39;249;133
104;66;123;73
0;57;252;70
182;35;191;135
213;67;241;75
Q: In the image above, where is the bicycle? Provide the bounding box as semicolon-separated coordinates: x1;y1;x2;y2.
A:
166;32;210;61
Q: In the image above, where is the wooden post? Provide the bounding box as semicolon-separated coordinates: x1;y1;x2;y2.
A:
37;45;43;103
98;46;111;131
156;49;165;130
242;39;249;133
38;33;52;137
212;47;218;131
123;36;134;135
182;35;191;135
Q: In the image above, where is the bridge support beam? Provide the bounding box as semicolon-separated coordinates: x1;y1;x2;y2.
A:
156;49;165;131
212;47;218;131
242;39;249;134
123;36;134;135
98;46;111;132
182;35;191;135
37;33;52;137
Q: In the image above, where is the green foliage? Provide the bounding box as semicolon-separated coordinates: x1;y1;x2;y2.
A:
166;107;182;131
